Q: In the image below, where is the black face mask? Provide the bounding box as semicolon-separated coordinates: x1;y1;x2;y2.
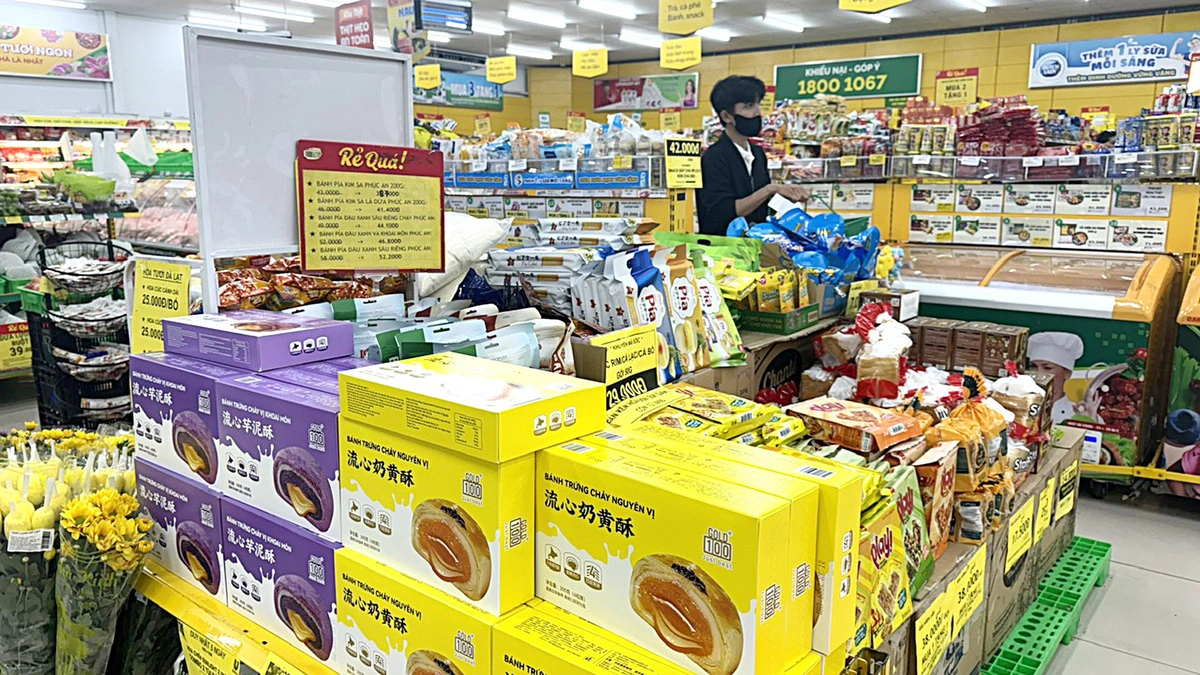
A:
730;113;762;138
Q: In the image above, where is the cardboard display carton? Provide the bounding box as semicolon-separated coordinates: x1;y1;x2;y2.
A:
981;468;1047;657
135;460;225;603
162;309;353;371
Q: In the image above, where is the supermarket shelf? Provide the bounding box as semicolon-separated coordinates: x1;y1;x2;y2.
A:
2;161;70;170
136;559;337;675
0;140;62;148
1;212;139;225
0;368;31;381
0;292;19;304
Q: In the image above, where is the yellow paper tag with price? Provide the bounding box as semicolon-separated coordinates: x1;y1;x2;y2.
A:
914;592;953;675
1006;498;1035;573
953;543;987;628
588;324;660;409
612;155;633;170
131;259;190;354
1035;476;1056;544
178;623;240;675
840;155;858;167
1056;461;1079;522
0;321;31;373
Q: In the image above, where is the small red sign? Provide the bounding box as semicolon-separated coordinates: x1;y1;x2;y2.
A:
335;0;374;49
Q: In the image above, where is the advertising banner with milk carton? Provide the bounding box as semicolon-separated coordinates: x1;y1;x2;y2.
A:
1029;31;1199;88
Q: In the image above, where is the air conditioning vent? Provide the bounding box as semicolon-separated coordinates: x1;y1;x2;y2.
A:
426;46;487;71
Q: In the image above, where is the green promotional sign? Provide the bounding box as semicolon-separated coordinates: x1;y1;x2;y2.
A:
775;54;922;101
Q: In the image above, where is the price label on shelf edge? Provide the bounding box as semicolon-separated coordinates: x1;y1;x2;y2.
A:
130;259;190;354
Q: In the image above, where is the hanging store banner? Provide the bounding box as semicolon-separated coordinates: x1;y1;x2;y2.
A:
487;55;517;85
593;73;700;112
660;36;702;71
386;0;429;61
1030;31;1199;88
0;27;110;81
334;1;374;49
413;71;504;111
935;67;979;106
573;48;609;78
658;0;713;35
775;54;922;101
840;0;911;13
414;63;440;90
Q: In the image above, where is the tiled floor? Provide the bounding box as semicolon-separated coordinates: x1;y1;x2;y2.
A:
2;380;1197;674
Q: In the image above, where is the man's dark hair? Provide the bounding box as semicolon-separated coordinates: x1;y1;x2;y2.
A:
710;75;766;123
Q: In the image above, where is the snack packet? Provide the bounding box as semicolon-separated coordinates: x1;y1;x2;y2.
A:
913;441;956;560
690;250;746;368
667;383;770;439
926;418;987;491
756;272;783;313
950;491;989;545
886;465;934;596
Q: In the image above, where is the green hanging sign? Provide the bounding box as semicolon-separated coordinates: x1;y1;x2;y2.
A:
775;54;922;101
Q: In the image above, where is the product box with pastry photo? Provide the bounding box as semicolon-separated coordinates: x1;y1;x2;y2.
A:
849;500;913;655
339;353;605;463
130;352;246;486
339;416;534;616
217;374;342;541
786;398;923;456
588;428;819;661
220;498;340;666
336;548;499;675
263;356;373;395
535;439;794;675
135;460;226;603
626;424;863;656
162;309;354;372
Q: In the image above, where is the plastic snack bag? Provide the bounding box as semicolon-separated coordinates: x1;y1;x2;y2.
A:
690;250;746;367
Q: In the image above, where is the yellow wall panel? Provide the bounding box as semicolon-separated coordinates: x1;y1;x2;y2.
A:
1056;15;1163;41
941;48;998;70
792;43;867;62
866;36;945;56
996;45;1032;66
998;26;1060;47
945;31;1000;50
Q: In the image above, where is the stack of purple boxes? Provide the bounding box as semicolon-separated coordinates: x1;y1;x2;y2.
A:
132;309;366;670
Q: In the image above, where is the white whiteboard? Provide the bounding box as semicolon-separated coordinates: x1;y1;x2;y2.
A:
183;28;414;311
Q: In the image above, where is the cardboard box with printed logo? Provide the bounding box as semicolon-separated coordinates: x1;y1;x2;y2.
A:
981;468;1047;657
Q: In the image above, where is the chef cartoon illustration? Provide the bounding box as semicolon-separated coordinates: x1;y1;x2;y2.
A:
1028;331;1085;424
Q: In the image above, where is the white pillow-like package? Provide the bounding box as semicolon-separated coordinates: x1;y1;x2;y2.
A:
414;212;506;298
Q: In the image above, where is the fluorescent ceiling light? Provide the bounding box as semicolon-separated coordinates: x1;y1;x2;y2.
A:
287;0;342;6
578;0;637;20
696;26;730;42
507;44;555;60
619;29;663;48
187;14;268;31
865;12;893;23
12;0;87;8
474;21;507;35
560;38;605;51
959;0;987;10
763;13;805;33
507;5;567;28
428;30;453;43
235;5;316;22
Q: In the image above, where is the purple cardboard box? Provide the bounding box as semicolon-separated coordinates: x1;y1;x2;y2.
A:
131;352;246;485
135;460;225;603
217;374;341;541
162;310;353;372
221;498;340;667
263;357;373;395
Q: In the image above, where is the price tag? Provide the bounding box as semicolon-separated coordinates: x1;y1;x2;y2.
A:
470;159;488;172
7;528;54;552
1058;154;1081;166
28;215;45;222
665;137;703;189
0;321;31;372
767;159;783;170
1114;152;1139;165
466;208;490;218
914;593;954;675
558;157;579;171
589;325;660;409
1035;476;1056;544
262;653;305;675
1056;461;1079;522
178;623;240;675
131;259;191;354
1022;156;1044;167
48;213;65;221
508;159;527;172
913;154;932;165
869;153;887;166
566;111;587;133
473;114;492;137
612;155;633;170
959;156;981;166
840;155;858;167
953;543;987;628
1006;498;1035;573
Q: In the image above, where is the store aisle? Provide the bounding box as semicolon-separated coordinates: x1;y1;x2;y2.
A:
0;377;37;431
1051;493;1200;675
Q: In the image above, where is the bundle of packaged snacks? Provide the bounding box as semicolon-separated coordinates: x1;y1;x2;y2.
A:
667;383;773;440
979;468;1016;531
787;397;922;457
655;245;711;374
855;309;913;400
949;491;989;545
850;500;913;654
912;441;956;560
690;249;747;367
927;418;987;491
815;326;862;368
801;364;837;400
885;465;934;595
948;396;1008;475
991;368;1048;436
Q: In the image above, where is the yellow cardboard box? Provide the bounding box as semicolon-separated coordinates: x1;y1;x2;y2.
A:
339;416;534;616
335;548;502;675
536;440;793;675
630;423;863;656
588;428;819;663
787;652;822;675
495;605;694;674
339;353;605;462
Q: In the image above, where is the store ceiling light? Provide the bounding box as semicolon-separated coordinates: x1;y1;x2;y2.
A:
763;13;805;33
619;29;664;48
473;21;507;36
428;30;453;43
187;14;269;31
287;0;343;7
507;44;555;60
959;0;988;11
507;5;567;29
560;38;605;51
578;0;637;20
235;5;316;22
696;26;730;42
865;12;893;23
12;0;87;8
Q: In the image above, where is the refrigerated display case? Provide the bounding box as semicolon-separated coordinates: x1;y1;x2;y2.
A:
903;245;1181;477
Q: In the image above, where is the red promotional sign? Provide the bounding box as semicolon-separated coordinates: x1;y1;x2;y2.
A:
335;0;374;49
297;140;445;273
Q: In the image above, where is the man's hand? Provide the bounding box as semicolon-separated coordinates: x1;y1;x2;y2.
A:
774;184;811;202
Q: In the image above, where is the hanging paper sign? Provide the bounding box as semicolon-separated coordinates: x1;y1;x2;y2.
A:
567;111;588;133
297;140;445;273
660;36;702;71
0;321;30;373
659;0;713;35
487;56;517;85
414;64;440;90
840;0;911;12
665;137;702;189
760;85;777;116
573;48;609;78
131;259;191;354
660;107;682;131
335;1;374;49
386;0;429;61
935;68;979;106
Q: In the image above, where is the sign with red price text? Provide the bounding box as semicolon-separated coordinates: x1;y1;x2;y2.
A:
297;140;445;273
334;1;374;49
0;321;31;373
935;67;978;106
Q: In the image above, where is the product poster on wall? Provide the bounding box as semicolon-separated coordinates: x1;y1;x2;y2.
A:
0;27;110;80
413;72;504;110
956;184;1004;213
830;184;875;211
909;215;954;243
910;184;955;212
1030;31;1199;88
1055;185;1112;215
1001;217;1053;247
1003;184;1056;214
953;215;1001;245
593;74;700;111
1111;184;1173;217
386;0;429;60
1108;220;1167;252
1053;218;1109;250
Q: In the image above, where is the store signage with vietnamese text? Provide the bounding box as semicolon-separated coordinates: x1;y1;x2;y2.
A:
658;0;713;35
935;67;978;106
1030;32;1199;88
413;72;503;111
335;1;374;49
660;36;701;70
0;27;110;81
487;55;517;85
386;0;429;60
840;0;911;13
594;73;700;111
573;48;609;78
775;54;922;100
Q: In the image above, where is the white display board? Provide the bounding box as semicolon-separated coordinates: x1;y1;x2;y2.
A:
183;28;414;311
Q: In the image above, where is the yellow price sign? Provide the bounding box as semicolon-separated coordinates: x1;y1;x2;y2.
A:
869;153;888;166
0;321;31;373
414;63;441;90
660;36;701;70
953;543;987;628
262;653;306;675
840;155;858;167
589;324;661;409
659;0;713;34
914;593;953;675
665;137;702;189
935;68;979;107
567;111;587;133
1006;498;1036;573
660;107;682;132
466;208;490;218
573;48;609;78
612;155;633;170
760;85;776;116
486;55;517;84
474;113;492;136
1035;476;1056;544
1056;461;1079;522
178;623;240;675
840;0;911;12
131;259;191;354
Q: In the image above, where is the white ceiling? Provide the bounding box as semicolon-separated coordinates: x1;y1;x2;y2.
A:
71;0;1200;66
